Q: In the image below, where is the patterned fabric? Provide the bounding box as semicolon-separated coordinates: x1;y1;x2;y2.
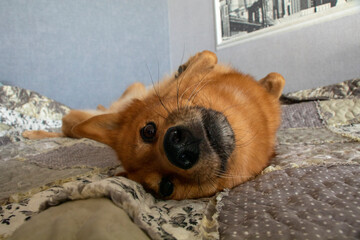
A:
281;78;360;102
220;79;360;239
0;85;69;119
0;79;360;239
0;85;69;144
220;165;360;240
1;174;222;240
0;85;221;239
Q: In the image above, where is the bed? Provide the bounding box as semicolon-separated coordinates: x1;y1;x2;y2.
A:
1;79;359;240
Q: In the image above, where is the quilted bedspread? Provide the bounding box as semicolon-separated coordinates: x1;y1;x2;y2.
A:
0;79;359;239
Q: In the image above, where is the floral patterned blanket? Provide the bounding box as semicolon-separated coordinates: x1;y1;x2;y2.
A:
0;79;359;239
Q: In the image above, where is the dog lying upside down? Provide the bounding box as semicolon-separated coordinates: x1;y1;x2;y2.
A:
23;51;285;200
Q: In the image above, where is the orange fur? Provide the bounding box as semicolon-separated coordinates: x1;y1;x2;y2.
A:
23;51;285;200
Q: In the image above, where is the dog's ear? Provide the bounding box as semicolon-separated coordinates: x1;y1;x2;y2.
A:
71;113;121;147
259;73;285;99
175;50;218;78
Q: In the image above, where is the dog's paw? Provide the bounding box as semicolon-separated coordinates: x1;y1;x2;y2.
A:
22;130;37;139
22;130;62;140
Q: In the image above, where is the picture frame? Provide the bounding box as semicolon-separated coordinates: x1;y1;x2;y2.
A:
214;0;360;48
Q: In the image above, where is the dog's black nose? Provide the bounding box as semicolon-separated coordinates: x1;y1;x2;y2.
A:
163;126;201;170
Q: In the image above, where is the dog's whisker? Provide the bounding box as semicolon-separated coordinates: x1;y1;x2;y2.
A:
222;103;243;114
185;72;211;109
184;180;193;199
176;78;180;112
234;131;259;149
186;81;210;109
177;59;203;110
178;81;199;106
201;93;214;109
154;58;174;115
142;103;166;119
176;70;189;113
156;92;171;116
235;141;254;149
157;58;160;85
206;175;219;193
146;63;172;116
176;49;186;113
154;111;166;120
213;171;252;179
213;173;244;179
186;73;207;103
182;138;202;147
196;174;205;197
180;44;186;67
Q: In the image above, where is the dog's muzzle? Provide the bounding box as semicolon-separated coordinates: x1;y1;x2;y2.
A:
163;107;235;171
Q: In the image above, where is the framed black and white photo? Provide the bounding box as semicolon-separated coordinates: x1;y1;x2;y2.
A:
215;0;359;47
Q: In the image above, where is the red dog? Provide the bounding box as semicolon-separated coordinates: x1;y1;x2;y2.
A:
24;51;285;199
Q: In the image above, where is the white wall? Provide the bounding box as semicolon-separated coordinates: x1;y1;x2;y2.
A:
0;0;170;109
168;0;360;93
1;0;359;108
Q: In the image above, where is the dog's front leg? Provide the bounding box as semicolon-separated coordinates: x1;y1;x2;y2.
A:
22;110;96;140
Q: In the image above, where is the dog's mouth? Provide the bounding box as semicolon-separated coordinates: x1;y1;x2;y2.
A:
163;107;235;172
200;108;235;172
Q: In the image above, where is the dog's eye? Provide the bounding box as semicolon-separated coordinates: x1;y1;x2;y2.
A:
159;177;174;197
140;122;157;142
